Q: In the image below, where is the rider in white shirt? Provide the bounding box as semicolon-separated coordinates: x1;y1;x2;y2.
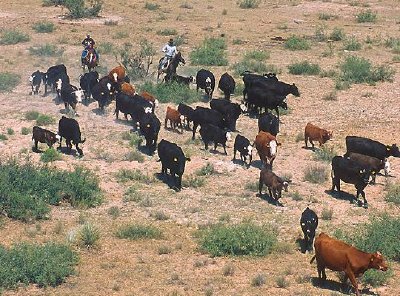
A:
160;38;178;69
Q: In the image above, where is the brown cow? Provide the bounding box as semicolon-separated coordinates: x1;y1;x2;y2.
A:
258;164;289;204
120;82;136;96
32;126;60;151
346;152;390;184
254;131;280;167
165;106;183;133
140;91;159;106
311;233;388;296
304;122;332;149
108;65;126;83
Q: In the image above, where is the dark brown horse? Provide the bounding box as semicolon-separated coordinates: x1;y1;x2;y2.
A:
157;51;185;82
82;48;98;72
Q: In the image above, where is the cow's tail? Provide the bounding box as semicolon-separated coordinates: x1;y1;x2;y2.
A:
310;255;316;264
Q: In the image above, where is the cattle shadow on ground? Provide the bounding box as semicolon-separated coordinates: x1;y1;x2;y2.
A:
296;237;311;254
163;126;183;134
231;158;251;169
310;277;377;296
256;192;283;207
302;146;317;151
324;189;355;203
155;173;179;192
91;108;107;116
249;159;263;170
57;146;78;156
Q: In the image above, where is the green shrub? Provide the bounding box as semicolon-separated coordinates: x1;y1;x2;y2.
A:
25;111;40;120
78;222;100;248
322;91;337;101
313;146;337;162
288;61;321;75
238;0;260;9
29;44;64;57
144;2;160;10
0;29;30;45
190;37;228;66
6;128;14;135
0;72;21;92
196;163;215;176
356;10;377;23
290;191;303;201
158;245;172;255
139;81;200;104
156;28;177;36
42;0;66;6
251;273;266;286
362;268;393;287
284;35;310;51
343;37;362;51
222;263;235;276
97;42;114;54
124;150;145;163
303;165;328;184
116;224;162;240
384;37;400;53
0;160;102;221
385;183;400;205
276;275;289;288
107;206;120;219
182;175;205;188
330;27;346;41
199;222;277;256
64;0;103;19
318;13;337;20
150;211;169;221
115;169;155;184
232;38;244;45
0;242;77;289
40;148;62;163
244;50;269;61
36;114;55;126
32;21;55;33
0;134;7;141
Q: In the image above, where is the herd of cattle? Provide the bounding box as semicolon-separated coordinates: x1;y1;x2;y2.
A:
27;62;399;295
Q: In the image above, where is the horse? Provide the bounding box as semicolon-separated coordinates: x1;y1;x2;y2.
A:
157;51;185;82
82;48;98;72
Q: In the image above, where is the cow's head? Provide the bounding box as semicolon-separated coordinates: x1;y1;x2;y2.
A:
240;103;248;113
55;78;62;92
322;130;333;144
279;100;288;110
370;251;388;271
290;83;300;97
387;144;400;157
267;140;278;156
205;77;212;94
384;159;391;176
112;72;118;83
359;168;372;184
74;89;84;103
282;181;289;192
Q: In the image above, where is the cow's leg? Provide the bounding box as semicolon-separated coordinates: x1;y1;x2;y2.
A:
268;187;273;200
310;139;315;149
370;173;376;185
258;177;263;195
304;135;308;148
360;189;368;208
34;140;39;151
222;143;227;155
232;149;237;161
345;268;360;296
164;118;168;128
192;123;198;140
75;144;83;156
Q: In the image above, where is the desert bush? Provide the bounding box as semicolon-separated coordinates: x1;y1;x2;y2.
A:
113;31;129;39
182;175;205;188
95;42;114;54
115;169;155;184
362;268;394;287
144;2;159;10
238;0;260;9
107;206;120;219
32;21;55;33
199;222;277;256
251;273;266;286
284;35;311;51
0;160;102;221
385;182;400;205
124;150;145;163
314;25;327;42
64;0;103;18
40;148;62;163
6;128;14;135
222;263;235;276
288;61;321;75
0;242;77;289
29;44;64;57
0;29;30;45
276;275;289;288
0;72;21;92
25;111;40;120
116;224;162;240
139;81;200;104
156;28;177;36
158;245;172;255
190;37;228;66
78;222;100;248
0;134;8;141
303;165;328;184
356;10;377;23
322;91;337;101
343;37;362;51
196;163;215;176
150;211;169;221
244;50;269;61
290;191;303;201
330;27;346;41
42;0;66;6
313;146;337;162
318;13;338;20
384;37;400;53
104;19;118;26
321;207;333;220
232;38;244;45
36;114;56;126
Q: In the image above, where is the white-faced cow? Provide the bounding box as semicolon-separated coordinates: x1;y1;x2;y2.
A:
196;69;215;100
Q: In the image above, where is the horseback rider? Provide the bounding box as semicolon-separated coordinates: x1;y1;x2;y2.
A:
160;38;178;70
81;34;99;66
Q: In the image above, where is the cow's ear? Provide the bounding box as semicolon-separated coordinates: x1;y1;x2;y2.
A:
174;158;178;162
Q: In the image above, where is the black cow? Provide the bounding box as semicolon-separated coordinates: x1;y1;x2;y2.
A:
242;72;278;100
191;107;225;140
168;74;194;85
346;152;390;184
115;93;153;126
139;112;161;155
32;126;60;151
199;123;231;154
44;64;67;96
29;70;45;95
92;76;117;111
300;207;318;252
79;71;99;101
258;112;279;136
210;99;243;131
331;156;372;208
232;134;253;167
157;139;191;191
58;116;85;156
246;85;289;118
60;84;84;115
178;103;195;129
218;72;235;100
196;69;215;99
345;136;400;160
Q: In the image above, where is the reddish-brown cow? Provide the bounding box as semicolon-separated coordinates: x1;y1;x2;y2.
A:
120;82;136;96
108;65;126;83
165;106;183;133
254;131;280;167
140;91;158;105
311;233;388;296
304;122;332;149
258;164;288;204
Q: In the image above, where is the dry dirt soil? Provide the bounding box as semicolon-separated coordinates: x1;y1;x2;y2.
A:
0;0;399;295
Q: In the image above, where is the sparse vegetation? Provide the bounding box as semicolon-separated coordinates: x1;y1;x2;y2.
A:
343;37;362;51
385;183;400;205
144;2;160;10
330;27;346;41
290;191;303;201
115;169;155;184
276;275;289;288
196;163;215;176
96;42;114;55
284;35;311;51
139;81;200;104
6;128;14;135
288;61;321;75
182;175;205;188
356;10;377;23
32;21;55;33
0;29;30;45
25;111;40;120
0;134;8;141
36;114;56;126
199;222;277;256
150;211;169;221
107;206;120;219
251;273;266;286
116;224;162;240
190;37;228;66
313;146;337;162
322;91;337;101
222;263;235;276
158;245;172;255
321;207;333;220
0;242;78;289
29;44;64;57
238;0;260;9
156;28;177;36
78;222;100;248
0;72;21;92
124;150;145;163
318;13;338;20
40;148;62;163
303;165;328;184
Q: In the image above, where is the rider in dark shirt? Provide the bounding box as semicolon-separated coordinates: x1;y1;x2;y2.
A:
81;34;99;66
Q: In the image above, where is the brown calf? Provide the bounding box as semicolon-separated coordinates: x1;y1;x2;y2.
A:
311;233;388;296
254;131;280;167
258;164;289;204
304;122;332;149
165;106;183;133
32;126;60;151
108;65;126;83
346;152;390;184
120;82;136;96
